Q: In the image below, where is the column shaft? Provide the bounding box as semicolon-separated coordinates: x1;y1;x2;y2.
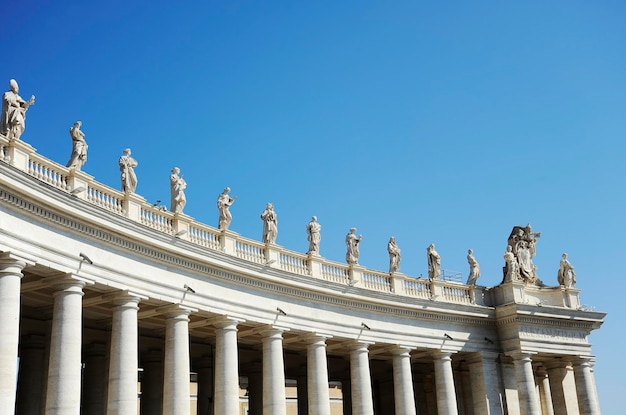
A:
196;357;214;415
45;279;86;415
573;358;601;415
0;257;26;414
535;368;555;415
510;353;541;415
350;341;374;415
214;317;241;415
163;308;192;415
263;328;287;415
432;351;458;415
16;335;46;415
468;353;504;415
107;295;141;415
392;347;417;415
82;343;108;415
307;335;331;415
547;362;580;415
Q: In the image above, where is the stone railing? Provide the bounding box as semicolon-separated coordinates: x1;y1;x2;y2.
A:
0;135;581;309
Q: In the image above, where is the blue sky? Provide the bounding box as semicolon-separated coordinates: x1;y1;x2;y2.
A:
4;0;625;411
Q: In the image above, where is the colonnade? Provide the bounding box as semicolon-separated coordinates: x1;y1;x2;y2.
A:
0;256;602;415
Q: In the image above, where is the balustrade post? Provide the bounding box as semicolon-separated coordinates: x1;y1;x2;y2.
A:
6;138;34;171
67;169;93;200
172;213;192;240
265;244;281;269
391;273;405;295
308;254;323;278
563;287;581;309
349;265;365;288
430;279;444;300
122;193;146;222
220;230;238;255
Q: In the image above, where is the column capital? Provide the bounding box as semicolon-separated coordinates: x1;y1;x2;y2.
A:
391;344;414;356
0;251;34;273
111;291;148;307
574;355;596;368
507;351;536;362
431;350;456;361
212;315;245;330
162;303;196;320
260;325;290;339
348;339;374;351
545;358;573;371
303;332;333;344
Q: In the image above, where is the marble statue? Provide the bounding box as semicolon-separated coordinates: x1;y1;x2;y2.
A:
169;167;187;213
118;148;138;193
1;79;35;141
506;224;541;284
65;121;87;170
427;243;441;279
466;249;480;285
557;253;576;288
260;203;278;244
503;245;521;283
345;228;362;265
306;216;321;255
217;187;236;231
387;237;401;274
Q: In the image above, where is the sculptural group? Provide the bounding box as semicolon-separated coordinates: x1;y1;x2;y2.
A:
3;78;579;289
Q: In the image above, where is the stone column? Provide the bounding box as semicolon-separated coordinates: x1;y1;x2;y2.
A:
163;307;192;415
349;341;374;415
0;255;27;414
306;334;331;415
467;352;504;415
45;277;87;415
510;352;541;415
106;293;143;415
535;366;555;415
573;357;601;415
196;356;214;415
262;327;288;415
140;349;163;415
16;335;46;415
392;346;417;415
214;317;243;415
547;361;580;415
432;351;458;415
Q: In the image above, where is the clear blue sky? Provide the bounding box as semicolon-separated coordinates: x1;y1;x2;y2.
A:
4;0;625;412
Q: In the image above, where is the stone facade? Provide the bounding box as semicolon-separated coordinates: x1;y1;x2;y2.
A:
0;134;605;415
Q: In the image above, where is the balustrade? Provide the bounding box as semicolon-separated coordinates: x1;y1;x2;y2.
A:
403;278;432;299
279;251;309;276
87;183;125;215
27;154;69;191
188;224;221;250
362;271;393;293
139;205;174;233
234;239;266;264
321;263;350;284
